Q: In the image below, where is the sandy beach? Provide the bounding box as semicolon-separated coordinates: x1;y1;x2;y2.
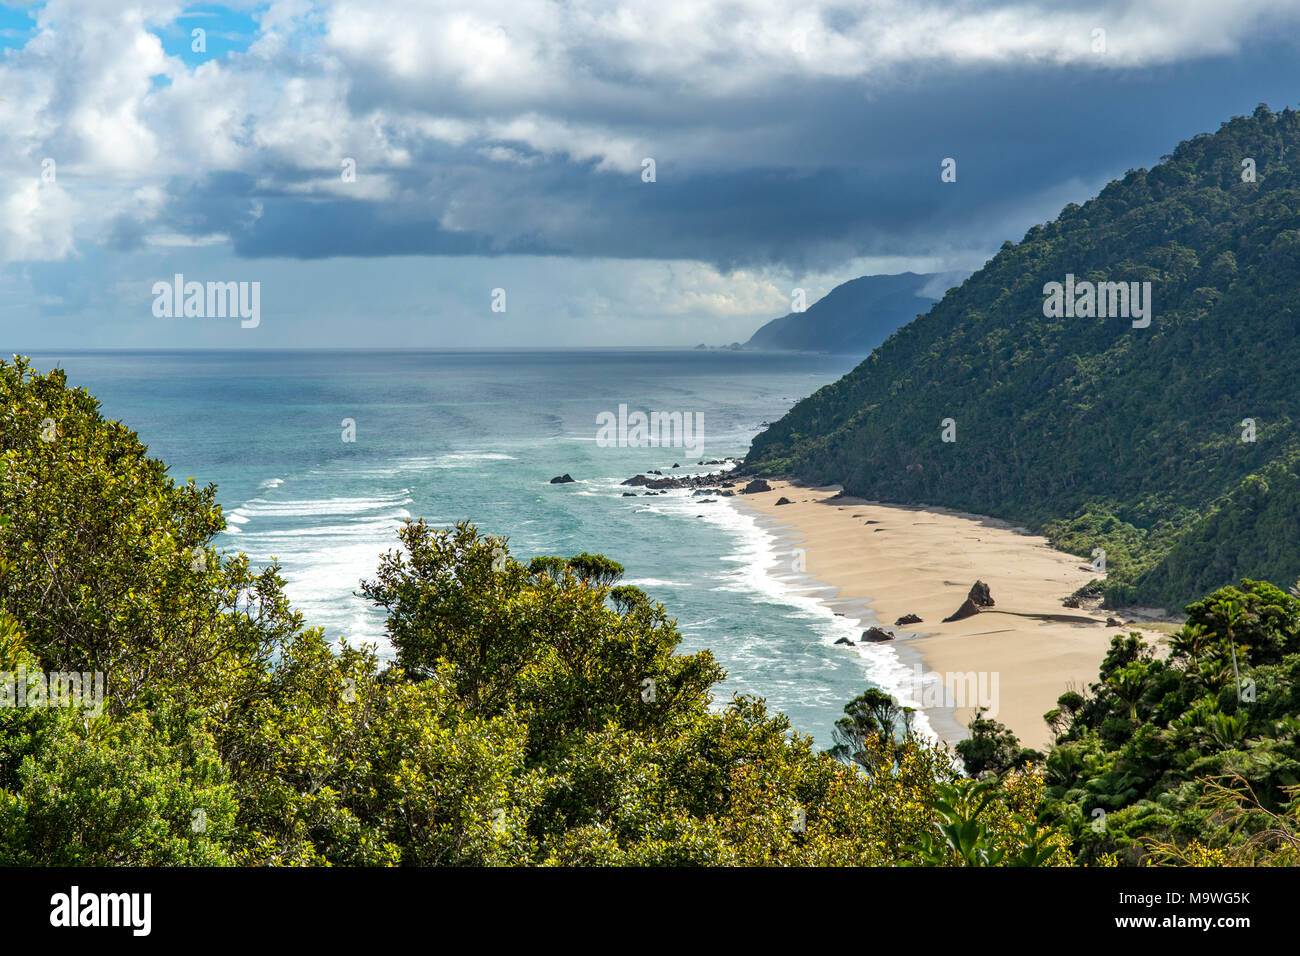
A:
732;480;1172;751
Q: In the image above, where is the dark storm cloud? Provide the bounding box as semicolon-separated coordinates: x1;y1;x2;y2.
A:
9;0;1300;350
168;40;1300;274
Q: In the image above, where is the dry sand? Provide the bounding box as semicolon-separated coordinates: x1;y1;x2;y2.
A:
732;480;1171;751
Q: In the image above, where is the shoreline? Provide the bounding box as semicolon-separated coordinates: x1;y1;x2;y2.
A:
728;479;1177;751
721;505;970;747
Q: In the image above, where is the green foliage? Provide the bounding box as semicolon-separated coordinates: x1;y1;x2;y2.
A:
0;705;236;866
827;686;915;771
745;106;1300;611
363;521;723;765
953;709;1044;776
528;551;625;589
908;778;1063;867
0;355;1079;867
1144;775;1300;866
1041;579;1300;863
0;357;305;713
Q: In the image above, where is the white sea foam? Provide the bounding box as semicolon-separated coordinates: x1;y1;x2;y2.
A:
697;491;941;743
234;495;413;517
437;452;516;463
234;517;410;539
215;486;416;655
346;453;517;479
678;616;720;629
409;452;518;469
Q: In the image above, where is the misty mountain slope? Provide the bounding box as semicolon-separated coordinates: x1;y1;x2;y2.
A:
745;104;1300;610
746;272;953;353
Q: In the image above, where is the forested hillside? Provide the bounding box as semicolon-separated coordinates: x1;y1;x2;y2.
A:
746;105;1300;611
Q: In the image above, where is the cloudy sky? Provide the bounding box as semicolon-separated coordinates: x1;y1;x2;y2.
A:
3;0;1300;348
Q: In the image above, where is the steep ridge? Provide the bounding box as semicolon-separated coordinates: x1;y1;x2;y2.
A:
745;272;954;353
746;105;1300;610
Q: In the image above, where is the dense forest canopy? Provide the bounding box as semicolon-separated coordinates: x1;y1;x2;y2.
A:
746;104;1300;611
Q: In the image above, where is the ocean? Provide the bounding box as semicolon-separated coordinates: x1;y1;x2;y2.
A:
20;348;932;747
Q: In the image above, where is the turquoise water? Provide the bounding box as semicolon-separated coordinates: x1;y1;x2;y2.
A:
21;349;930;747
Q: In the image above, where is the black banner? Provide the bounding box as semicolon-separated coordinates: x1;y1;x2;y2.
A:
0;866;1290;943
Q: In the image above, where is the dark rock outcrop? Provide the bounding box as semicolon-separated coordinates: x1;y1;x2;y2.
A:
1064;582;1104;610
622;475;683;490
617;462;747;496
942;580;995;622
895;613;923;626
861;626;894;642
741;479;772;494
943;600;981;622
550;474;575;484
834;636;855;646
775;496;792;505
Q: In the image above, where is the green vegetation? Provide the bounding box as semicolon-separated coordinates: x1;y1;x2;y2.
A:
5;356;1297;866
1037;579;1300;865
745;104;1300;611
0;357;1062;866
